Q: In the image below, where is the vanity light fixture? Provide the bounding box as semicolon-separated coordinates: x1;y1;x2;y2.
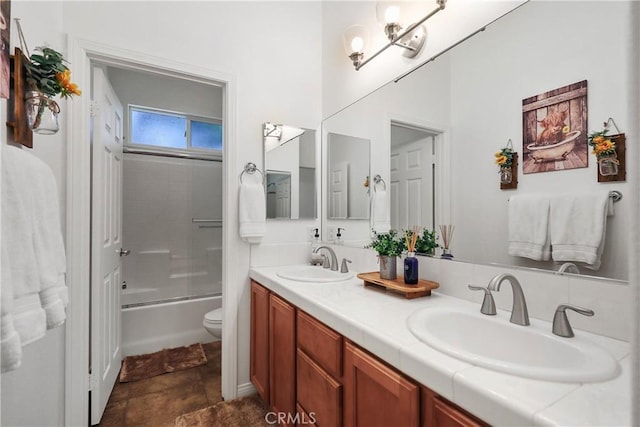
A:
344;0;447;71
263;122;305;152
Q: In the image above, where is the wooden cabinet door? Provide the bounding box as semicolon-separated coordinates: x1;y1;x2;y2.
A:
250;281;270;403
297;349;342;427
344;341;419;427
270;294;297;425
422;387;487;427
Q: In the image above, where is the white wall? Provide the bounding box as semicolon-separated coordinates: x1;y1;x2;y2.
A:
449;1;635;280
2;1;322;424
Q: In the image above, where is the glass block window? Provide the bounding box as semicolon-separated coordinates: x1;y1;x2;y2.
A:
129;106;223;152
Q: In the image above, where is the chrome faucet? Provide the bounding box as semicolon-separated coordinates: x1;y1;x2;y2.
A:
487;273;530;326
313;246;338;271
552;304;594;338
557;262;580;275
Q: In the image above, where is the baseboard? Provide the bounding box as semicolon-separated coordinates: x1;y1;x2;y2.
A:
237;382;257;397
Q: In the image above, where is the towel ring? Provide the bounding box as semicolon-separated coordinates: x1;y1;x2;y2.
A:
373;174;386;192
240;162;264;184
609;190;622;203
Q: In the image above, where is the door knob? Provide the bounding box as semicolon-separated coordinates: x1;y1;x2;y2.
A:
118;248;131;257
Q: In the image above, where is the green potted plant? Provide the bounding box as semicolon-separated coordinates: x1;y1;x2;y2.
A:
366;230;405;280
24;46;81;134
414;228;439;256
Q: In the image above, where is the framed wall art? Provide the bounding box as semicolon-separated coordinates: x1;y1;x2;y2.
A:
522;80;588;174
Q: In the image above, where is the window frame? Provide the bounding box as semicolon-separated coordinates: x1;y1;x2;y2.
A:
126;104;223;160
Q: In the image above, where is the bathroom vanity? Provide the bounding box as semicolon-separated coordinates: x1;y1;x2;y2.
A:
249;265;631;426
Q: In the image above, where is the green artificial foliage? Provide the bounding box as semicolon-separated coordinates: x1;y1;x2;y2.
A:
366;229;406;257
415;228;440;255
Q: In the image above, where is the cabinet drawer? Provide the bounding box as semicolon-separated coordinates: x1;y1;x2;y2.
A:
433;397;485;427
297;310;342;378
297;349;342;427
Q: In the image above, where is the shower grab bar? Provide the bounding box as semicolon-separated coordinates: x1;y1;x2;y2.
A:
192;219;223;223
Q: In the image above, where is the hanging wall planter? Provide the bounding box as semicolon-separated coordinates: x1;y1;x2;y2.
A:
588;118;626;182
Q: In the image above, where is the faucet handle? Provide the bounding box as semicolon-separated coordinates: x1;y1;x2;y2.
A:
322;254;330;269
552;304;594;338
468;285;497;316
341;258;352;273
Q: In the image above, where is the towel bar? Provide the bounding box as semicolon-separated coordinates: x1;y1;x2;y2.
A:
508;191;622;203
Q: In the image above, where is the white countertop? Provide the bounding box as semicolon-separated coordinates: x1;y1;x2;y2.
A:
250;265;632;427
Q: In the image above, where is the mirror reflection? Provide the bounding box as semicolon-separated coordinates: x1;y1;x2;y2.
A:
321;1;632;280
264;123;317;220
327;132;370;220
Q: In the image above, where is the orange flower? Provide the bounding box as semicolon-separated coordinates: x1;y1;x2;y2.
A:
495;155;507;165
56;69;82;97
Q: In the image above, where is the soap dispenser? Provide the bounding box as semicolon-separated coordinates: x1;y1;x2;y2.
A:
310;228;323;265
335;228;345;245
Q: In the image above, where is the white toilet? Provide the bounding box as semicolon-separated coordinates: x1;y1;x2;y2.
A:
203;307;222;339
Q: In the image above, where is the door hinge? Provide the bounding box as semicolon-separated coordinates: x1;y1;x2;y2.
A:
88;372;98;391
90;100;100;117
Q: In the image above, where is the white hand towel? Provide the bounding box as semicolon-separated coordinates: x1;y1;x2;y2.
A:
239;177;266;244
550;191;611;269
371;188;390;234
507;194;551;261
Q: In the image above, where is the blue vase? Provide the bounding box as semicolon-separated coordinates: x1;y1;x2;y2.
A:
404;252;418;284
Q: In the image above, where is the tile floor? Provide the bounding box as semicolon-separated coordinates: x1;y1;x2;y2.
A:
98;341;221;427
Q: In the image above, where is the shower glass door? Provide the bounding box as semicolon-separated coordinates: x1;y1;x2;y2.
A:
121;153;223;307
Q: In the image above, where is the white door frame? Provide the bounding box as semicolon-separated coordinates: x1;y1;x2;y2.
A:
64;35;238;426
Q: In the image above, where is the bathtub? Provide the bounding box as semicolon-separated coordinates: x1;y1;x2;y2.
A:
121;294;222;357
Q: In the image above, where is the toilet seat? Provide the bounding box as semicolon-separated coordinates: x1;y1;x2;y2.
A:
204;307;222;325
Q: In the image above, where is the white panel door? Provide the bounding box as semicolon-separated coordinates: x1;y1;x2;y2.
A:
330;162;348;219
91;67;124;425
275;176;291;218
390;138;434;230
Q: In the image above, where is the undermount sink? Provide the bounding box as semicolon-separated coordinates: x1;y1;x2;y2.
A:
276;266;354;283
407;307;619;383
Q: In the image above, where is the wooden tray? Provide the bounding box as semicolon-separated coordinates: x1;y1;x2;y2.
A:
357;272;439;299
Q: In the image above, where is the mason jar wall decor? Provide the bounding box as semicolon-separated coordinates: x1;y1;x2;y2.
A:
588;118;626;183
25;90;60;135
495;139;518;189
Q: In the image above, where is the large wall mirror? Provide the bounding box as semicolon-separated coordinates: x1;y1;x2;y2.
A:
327;132;370;220
321;1;634;281
264;123;317;220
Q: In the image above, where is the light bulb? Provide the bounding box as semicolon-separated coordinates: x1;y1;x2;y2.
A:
350;36;364;53
384;6;400;24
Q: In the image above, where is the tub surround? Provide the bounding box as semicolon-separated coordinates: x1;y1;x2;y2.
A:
249;264;631;426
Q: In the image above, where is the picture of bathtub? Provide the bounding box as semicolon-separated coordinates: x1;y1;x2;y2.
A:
526;130;581;163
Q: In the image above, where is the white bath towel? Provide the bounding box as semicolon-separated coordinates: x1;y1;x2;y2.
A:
371;188;390;234
31;152;68;329
507;194;551;261
1;145;68;372
239;176;266;244
550;191;612;270
1;146;45;359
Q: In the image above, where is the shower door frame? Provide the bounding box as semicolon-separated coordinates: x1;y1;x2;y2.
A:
64;36;239;426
